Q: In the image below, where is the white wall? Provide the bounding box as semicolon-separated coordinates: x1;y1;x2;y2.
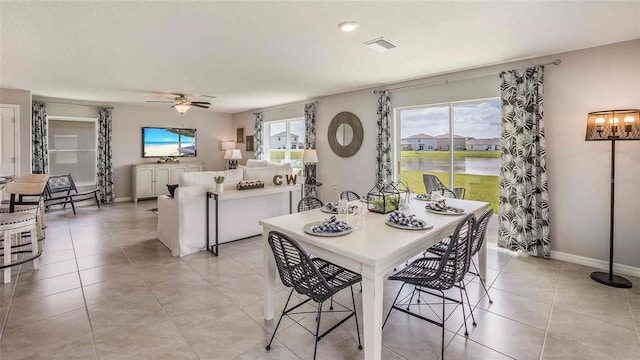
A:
234;39;640;268
111;105;233;199
0;88;32;175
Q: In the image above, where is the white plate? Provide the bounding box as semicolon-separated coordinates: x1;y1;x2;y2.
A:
320;206;356;214
303;221;353;237
385;219;433;230
426;207;466;216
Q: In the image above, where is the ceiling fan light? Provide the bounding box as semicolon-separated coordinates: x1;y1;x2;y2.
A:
174;104;191;114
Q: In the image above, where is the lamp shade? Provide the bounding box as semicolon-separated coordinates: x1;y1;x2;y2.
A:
586;109;640;141
221;141;236;150
173;104;191;114
223;149;233;160
303;149;318;163
230;149;242;160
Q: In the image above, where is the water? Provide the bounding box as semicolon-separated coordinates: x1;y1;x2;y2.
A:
401;157;500;176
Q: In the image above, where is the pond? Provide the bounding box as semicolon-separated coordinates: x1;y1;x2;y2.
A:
401;157;500;176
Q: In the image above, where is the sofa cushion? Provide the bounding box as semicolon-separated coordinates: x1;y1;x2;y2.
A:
245;159;271;167
242;164;292;185
179;169;243;189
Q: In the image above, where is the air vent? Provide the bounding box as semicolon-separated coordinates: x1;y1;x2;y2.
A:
363;37;396;52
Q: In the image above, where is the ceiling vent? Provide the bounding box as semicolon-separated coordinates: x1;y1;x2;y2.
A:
363;37;397;52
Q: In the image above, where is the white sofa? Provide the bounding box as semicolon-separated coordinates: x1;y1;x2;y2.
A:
157;163;301;256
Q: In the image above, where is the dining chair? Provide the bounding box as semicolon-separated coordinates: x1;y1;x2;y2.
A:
427;209;494;303
266;231;362;359
297;196;323;212
422;174;465;199
383;213;476;360
340;190;361;202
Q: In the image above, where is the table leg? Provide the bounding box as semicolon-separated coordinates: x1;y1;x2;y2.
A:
263;228;276;321
479;234;487;281
361;272;384;360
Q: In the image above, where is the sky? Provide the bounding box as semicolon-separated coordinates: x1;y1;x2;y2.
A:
144;127;195;144
268;119;306;140
400;100;501;139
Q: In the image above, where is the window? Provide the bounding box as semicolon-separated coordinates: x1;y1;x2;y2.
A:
397;99;501;213
265;117;305;170
47;117;98;186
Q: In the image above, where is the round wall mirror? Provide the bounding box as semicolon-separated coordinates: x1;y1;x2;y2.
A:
328;112;363;157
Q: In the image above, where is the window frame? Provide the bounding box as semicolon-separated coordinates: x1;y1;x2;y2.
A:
264;116;305;168
46;115;99;186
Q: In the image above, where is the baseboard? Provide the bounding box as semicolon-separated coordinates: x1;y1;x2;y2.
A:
550;250;640;278
115;197;132;203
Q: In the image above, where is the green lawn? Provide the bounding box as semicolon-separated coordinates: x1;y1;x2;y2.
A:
268;150;303;166
401;170;499;213
401;150;500;159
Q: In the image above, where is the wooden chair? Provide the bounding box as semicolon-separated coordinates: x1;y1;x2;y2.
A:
44;174;100;215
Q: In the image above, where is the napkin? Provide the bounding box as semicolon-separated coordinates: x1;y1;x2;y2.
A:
311;216;351;233
325;202;357;213
425;199;464;213
388;211;427;228
415;194;430;200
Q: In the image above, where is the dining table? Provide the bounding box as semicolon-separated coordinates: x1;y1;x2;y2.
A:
260;197;490;360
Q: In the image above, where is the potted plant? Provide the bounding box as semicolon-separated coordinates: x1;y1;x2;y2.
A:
214;175;225;193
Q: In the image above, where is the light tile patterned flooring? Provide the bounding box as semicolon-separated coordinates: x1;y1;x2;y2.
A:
0;201;639;359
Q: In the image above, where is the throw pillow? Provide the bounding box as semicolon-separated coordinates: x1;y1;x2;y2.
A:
167;184;179;198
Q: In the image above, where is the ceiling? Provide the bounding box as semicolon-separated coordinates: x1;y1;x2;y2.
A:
1;1;639;113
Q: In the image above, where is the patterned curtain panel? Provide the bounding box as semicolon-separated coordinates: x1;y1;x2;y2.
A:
376;90;392;186
304;102;316;149
304;102;317;197
96;107;114;204
32;101;48;174
498;66;550;258
254;112;264;160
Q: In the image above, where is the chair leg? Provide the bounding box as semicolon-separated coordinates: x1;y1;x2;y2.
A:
440;290;446;360
330;296;334;310
30;228;39;270
383;283;405;329
266;288;294;351
313;301;323;360
350;286;363;350
94;192;101;208
458;284;469;337
462;285;477;326
4;230;11;284
471;259;492;304
407;287;416;310
69;199;76;215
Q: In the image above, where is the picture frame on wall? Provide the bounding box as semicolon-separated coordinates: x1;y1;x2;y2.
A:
236;128;244;143
246;135;254;151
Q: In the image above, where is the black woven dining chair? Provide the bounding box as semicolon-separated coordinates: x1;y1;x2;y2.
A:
423;174;465;199
298;196;323;212
340;190;360;202
266;231;362;359
383;213;475;360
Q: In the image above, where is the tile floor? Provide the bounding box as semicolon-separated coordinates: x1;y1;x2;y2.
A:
0;201;639;359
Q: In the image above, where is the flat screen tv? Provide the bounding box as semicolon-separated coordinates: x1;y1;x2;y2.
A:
142;127;197;158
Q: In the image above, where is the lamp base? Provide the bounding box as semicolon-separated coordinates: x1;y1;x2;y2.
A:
590;271;632;288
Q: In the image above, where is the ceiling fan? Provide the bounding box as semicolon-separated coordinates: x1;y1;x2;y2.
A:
146;93;216;114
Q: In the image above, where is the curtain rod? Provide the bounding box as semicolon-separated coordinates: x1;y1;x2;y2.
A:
253;101;318;115
374;59;561;94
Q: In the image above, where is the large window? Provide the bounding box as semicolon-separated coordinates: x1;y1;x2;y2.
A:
47;117;97;185
265;118;305;171
397;99;501;212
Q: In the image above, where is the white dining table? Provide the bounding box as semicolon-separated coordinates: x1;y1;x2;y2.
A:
260;198;490;360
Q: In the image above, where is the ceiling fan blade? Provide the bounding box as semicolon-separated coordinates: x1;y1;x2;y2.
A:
190;101;211;105
146;100;174;103
191;104;210;109
200;95;217;99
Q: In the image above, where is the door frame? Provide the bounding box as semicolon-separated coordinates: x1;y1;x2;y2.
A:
0;104;20;176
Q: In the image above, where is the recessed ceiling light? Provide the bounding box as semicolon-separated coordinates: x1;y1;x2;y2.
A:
338;21;359;32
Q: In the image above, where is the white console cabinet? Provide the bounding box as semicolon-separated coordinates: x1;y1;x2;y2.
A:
132;162;203;203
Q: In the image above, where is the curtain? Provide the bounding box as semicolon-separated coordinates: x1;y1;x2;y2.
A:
254;112;264;160
96;107;114;204
498;66;550;258
32;101;48;174
376;90;392;186
304;102;317;197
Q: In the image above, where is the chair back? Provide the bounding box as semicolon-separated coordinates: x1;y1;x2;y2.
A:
268;231;333;302
298;196;323;212
45;174;77;198
470;209;493;257
340;190;360;201
423;174;447;194
438;213;475;287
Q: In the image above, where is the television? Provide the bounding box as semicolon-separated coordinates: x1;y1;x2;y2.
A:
142;127;197;158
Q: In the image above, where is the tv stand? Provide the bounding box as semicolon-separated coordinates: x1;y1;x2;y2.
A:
131;162;203;203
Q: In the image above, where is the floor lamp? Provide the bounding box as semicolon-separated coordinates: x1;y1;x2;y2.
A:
585;109;640;288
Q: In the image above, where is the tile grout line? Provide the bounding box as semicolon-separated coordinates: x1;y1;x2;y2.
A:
102;206;202;359
626;291;640;345
538;264;563;360
0;257;24;342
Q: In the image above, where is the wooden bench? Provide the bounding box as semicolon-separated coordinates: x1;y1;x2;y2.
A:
44;174;100;215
